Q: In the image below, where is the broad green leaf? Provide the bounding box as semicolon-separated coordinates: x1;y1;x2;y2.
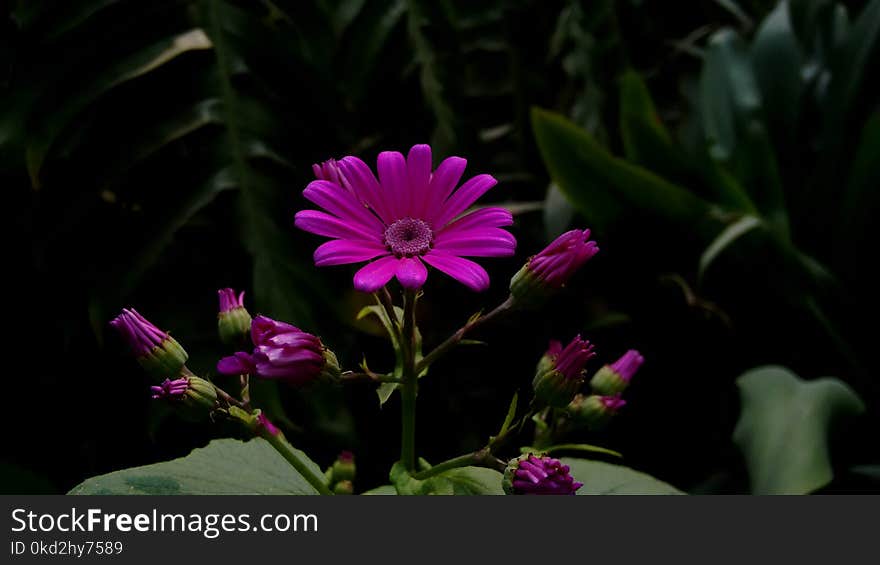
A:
560;458;684;495
69;438;322;495
362;485;397;495
390;462;504;495
733;365;865;494
531;108;719;238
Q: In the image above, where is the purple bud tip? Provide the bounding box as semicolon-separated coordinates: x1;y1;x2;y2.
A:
553;335;596;380
110;308;168;357
257;413;280;436
338;450;355;463
217;288;246;313
528;228;599;288
512;455;583;495
150;377;190;400
600;395;627;412
610;349;644;382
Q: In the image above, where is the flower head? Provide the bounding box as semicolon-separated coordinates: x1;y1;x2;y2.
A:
218;288;246;313
216;315;339;386
591;349;644;395
150;377;189;399
533;335;596;407
110;308;188;379
295;144;516;292
503;454;583;495
217;288;252;345
150;374;218;418
510;229;598;306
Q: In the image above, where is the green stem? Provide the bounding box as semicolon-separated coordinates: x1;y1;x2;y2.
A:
260;430;334;495
400;289;418;471
416;295;514;373
412;449;506;480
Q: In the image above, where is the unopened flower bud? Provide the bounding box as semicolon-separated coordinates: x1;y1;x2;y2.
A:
331;451;356;483
110;308;188;379
217;288;252;345
502;454;583;495
533;335;595;407
590;349;644;395
510;229;598;308
150;374;218;420
567;393;626;429
217;315;341;386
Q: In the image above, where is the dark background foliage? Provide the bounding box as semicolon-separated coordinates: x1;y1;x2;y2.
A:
2;0;877;494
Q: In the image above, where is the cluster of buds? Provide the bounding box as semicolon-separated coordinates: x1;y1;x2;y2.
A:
217;315;340;386
324;451;356;495
503;454;582;495
567;350;644;429
110;309;220;419
510;229;599;308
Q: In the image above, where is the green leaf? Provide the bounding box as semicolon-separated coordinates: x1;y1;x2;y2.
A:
26;28;213;187
497;392;518;437
700;28;788;228
531;107;719;238
561;458;685;495
733;365;865;494
751;1;804;148
699;29;761;161
619;70;690;181
390;462;504;495
361;485;397;495
698;214;763;280
69;438;322;495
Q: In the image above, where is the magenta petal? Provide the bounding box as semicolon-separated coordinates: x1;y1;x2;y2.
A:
425;157;467;224
377;151;409;220
313;239;389;267
438;207;513;234
434;174;498;227
422;251;490;291
353;255;401;292
339;156;394;224
217;352;255;375
303;180;383;232
406;144;432;219
434;227;516;257
395;257;428;289
294;210;381;242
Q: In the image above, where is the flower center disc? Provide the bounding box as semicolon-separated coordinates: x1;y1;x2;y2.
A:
384;218;433;257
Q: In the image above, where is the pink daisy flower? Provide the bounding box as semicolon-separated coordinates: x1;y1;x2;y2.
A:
294;144;516;292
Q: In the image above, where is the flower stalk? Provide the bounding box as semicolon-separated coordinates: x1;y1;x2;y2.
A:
400;288;419;471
